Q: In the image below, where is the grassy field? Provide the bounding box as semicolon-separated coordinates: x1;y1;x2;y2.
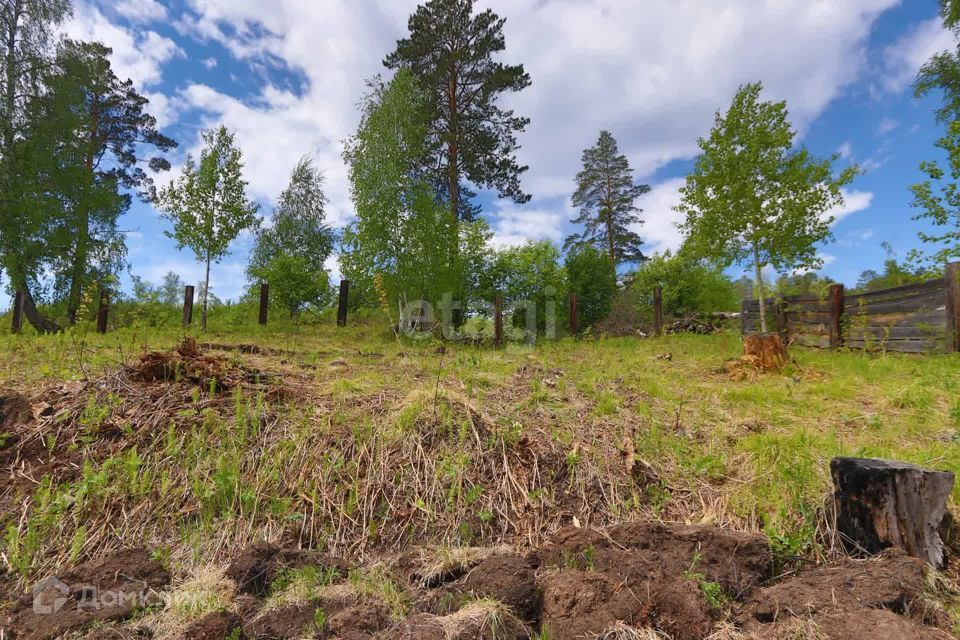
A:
2;314;958;584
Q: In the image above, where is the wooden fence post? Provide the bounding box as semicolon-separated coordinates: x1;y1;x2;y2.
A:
336;280;349;327
258;283;269;325
494;295;503;345
653;285;664;337
569;293;578;336
829;284;845;348
11;290;25;334
96;289;109;334
946;262;960;353
775;300;788;341
182;286;194;327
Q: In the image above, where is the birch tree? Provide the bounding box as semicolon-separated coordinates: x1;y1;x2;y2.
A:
158;126;259;330
675;83;856;333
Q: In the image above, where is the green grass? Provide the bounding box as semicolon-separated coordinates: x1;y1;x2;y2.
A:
2;315;959;582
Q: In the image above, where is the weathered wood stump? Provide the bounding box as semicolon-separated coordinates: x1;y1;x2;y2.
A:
831;457;955;568
743;333;786;371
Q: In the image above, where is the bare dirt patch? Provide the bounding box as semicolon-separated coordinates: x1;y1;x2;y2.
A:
1;548;169;640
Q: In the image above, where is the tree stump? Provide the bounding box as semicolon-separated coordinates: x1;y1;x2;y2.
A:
831;457;955;568
743;333;786;371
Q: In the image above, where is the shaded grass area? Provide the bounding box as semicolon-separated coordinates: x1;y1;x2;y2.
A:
1;317;958;588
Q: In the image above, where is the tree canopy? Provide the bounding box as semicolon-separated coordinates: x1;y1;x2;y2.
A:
158;126;259;330
385;0;531;222
247;156;335;318
566;130;649;268
676;82;856;333
342;71;460;313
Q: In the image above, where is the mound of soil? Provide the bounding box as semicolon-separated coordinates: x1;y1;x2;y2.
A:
226;543;351;597
182;610;244;640
0;391;32;430
740;550;952;637
1;548;169;640
444;553;539;620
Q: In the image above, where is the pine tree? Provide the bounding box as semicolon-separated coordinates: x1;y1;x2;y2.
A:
158;126;259;331
565;130;649;268
28;40;176;324
385;0;531;222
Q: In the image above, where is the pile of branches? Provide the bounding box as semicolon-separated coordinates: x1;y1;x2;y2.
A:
667;315;720;335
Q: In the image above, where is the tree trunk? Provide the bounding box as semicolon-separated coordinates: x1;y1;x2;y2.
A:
13;276;59;333
447;69;459;224
201;251;211;332
743;333;786;371
831;457;955;568
67;95;99;325
65;208;89;325
753;243;767;334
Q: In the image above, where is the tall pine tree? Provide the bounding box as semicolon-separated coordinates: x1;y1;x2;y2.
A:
385;0;531;222
29;40;176;324
565;130;649;268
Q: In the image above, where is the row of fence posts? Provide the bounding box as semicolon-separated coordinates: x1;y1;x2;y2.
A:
9;281;668;340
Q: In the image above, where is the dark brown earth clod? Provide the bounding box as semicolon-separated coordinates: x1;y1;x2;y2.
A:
1;548;170;640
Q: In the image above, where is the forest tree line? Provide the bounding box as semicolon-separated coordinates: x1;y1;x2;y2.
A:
2;0;959;334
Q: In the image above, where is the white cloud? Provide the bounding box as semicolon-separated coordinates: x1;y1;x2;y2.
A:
203;57;218;69
828;189;874;224
112;0;168;24
163;0;898;248
489;202;566;248
67;4;183;87
837;141;853;159
632;178;686;256
881;17;954;93
178;83;353;225
325;254;342;283
876;116;899;136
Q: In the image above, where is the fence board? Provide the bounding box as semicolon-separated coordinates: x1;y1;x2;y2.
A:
741;273;955;353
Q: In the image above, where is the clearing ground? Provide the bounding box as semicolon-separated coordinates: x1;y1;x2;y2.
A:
1;318;959;639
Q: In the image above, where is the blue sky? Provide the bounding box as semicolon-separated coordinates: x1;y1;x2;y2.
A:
19;0;956;302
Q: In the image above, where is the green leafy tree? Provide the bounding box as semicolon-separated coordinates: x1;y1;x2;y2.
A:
910;120;960;267
159;271;183;306
489;240;567;333
911;1;960;268
565;245;616;328
565;130;649;268
385;0;531;222
940;0;960;31
342;71;459;312
676;82;856;333
459;218;496;306
158;126;259;331
0;0;72;331
27;40;175;325
774;272;836;299
247;156;335;318
629;251;739;318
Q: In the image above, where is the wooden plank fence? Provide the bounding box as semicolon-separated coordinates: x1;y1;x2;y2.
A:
741;262;960;354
